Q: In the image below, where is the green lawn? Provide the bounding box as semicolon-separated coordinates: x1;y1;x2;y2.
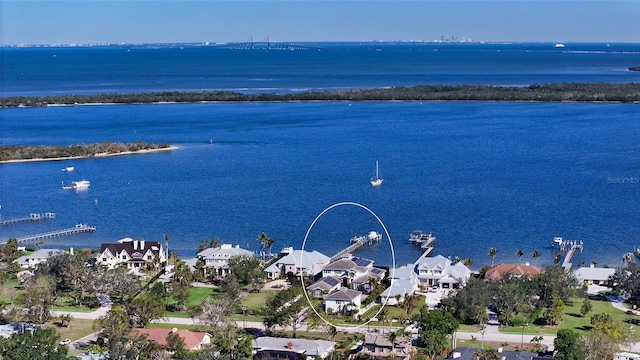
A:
0;277;23;304
147;323;202;331
497;296;640;341
240;291;269;311
559;296;640;341
48;318;96;342
163;310;192;318
185;287;220;308
52;305;93;313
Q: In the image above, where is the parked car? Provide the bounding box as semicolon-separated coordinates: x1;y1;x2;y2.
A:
59;339;71;346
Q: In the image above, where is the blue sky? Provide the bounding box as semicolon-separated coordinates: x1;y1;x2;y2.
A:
2;1;639;45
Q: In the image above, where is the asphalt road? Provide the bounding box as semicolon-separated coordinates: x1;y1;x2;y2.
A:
53;287;640;354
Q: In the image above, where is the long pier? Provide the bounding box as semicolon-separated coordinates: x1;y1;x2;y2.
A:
2;224;96;245
561;243;585;271
330;232;382;262
0;212;55;226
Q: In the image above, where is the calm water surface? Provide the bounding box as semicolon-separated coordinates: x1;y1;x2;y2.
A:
1;101;639;269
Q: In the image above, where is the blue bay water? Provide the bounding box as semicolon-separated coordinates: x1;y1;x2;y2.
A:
1;43;640;269
1;102;639;269
1;42;640;96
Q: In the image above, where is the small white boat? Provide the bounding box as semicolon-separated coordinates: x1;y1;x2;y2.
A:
370;161;383;186
367;231;382;242
62;166;75;172
555;43;565;48
62;180;90;190
409;230;436;244
553;236;563;245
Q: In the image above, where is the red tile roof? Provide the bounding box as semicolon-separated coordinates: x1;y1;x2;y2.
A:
484;263;542;281
131;328;210;350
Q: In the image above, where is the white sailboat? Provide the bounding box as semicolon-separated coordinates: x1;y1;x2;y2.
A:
370;161;383;186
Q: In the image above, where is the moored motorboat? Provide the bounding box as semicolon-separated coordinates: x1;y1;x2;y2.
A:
62;180;90;190
409;230;436;244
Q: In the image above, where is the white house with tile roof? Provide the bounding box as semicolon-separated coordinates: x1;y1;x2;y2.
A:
196;244;253;277
324;288;362;314
306;276;342;298
574;265;617;286
379;264;419;305
321;255;386;293
13;248;65;269
96;238;165;270
264;249;330;280
253;336;336;359
413;254;471;289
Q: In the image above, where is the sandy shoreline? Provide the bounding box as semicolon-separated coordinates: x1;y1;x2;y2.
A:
0;146;179;165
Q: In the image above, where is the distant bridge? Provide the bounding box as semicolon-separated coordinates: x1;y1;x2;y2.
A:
215;42;324;51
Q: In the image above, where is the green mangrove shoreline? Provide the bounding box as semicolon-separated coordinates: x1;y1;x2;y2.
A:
2;83;640;108
0;142;176;164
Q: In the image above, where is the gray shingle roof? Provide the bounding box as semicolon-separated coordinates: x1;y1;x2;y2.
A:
253;336;335;357
325;288;362;301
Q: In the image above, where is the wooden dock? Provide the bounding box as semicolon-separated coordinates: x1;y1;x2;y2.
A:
0;212;55;226
2;224;96;245
420;237;436;249
561;243;584;271
421;246;434;257
331;241;365;262
330;232;382;262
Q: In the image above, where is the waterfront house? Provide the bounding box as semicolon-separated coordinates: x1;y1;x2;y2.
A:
253;336;335;359
196;244;253;277
264;248;330;280
12;248;65;269
306;276;342;298
324;288;362;314
321;255;386;293
378;264;419;305
413;254;471;289
131;328;211;350
96;238;165;270
361;334;414;360
484;263;542;282
574;265;617;286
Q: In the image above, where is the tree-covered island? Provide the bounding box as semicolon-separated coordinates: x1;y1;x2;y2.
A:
0;141;174;163
1;83;640;108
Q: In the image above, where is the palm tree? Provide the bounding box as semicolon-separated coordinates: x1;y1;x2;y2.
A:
488;247;498;267
256;232;271;260
264;236;275;260
531;250;540;267
388;329;399;348
553;253;562;264
516;248;523;264
622;252;636;265
378;308;389;335
59;313;73;328
463;258;473;269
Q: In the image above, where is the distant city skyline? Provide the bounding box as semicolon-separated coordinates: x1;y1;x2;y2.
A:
2;1;639;45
